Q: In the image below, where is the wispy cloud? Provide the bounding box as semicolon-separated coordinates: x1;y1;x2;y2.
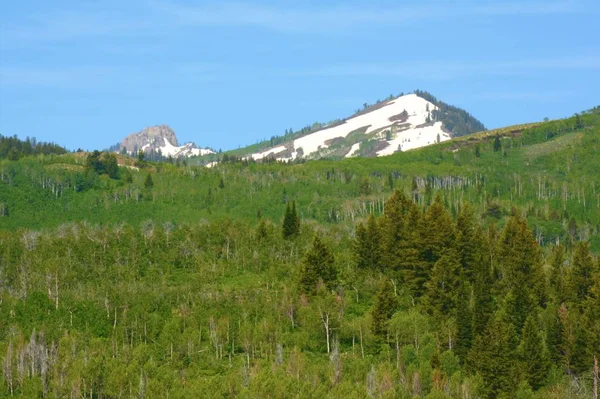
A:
0;0;585;44
294;55;600;80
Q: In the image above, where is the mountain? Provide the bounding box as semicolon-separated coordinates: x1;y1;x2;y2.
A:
235;91;484;162
115;125;214;159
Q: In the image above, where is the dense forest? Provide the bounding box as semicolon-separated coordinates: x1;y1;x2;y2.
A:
0;135;68;161
1;109;599;397
0;191;598;398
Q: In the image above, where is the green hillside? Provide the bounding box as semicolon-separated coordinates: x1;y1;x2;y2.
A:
1;108;599;398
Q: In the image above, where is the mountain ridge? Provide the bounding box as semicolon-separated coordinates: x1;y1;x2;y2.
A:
111;125;215;159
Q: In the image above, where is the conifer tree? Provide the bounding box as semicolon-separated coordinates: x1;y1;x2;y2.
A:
417;194;455;297
467;314;519;398
455;282;473;362
354;214;382;270
282;201;300;239
566;241;595;306
498;215;546;332
299;234;337;294
144;173;154;190
422;250;461;319
455;203;479;281
493;136;502;152
518;316;550;390
546;306;565;366
549;244;567;304
371;278;398;336
291;200;301;236
282;202;293;239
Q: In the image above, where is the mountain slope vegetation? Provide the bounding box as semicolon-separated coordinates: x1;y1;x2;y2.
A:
1;108;599;398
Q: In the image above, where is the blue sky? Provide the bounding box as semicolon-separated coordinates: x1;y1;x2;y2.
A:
1;0;599;151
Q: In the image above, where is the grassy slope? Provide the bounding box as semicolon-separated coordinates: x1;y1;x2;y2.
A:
1;110;599;250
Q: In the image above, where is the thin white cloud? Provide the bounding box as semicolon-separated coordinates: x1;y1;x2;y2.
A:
294;55;600;80
0;0;586;44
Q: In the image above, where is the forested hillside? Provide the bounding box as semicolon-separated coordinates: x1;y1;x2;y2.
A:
1;109;599;397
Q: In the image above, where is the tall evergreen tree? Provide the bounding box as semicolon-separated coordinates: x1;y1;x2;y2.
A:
518;316;550;390
498;215;545;332
422;250;461;319
354;214;382;270
282;201;300;239
455;203;479;281
371;278;398;336
566;241;595;306
549;244;567;304
467;314;519;398
299;234;337;293
417;194;455;297
455;282;473;362
144;173;154;190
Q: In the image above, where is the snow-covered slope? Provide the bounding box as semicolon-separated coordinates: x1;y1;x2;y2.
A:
119;125;214;159
246;94;451;161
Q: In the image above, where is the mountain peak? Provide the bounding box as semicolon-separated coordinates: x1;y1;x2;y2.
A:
119;125;214;159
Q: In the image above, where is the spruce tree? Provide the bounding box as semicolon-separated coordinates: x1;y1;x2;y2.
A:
354;214;382;270
455;282;473;362
455;203;479;281
518;316;550;390
144;173;154;190
498;215;546;332
291;200;301;236
549;244;566;304
422;250;461;319
371;278;398;336
418;194;455;297
566;241;595;306
282;201;300;239
493;136;502;152
467;315;519;398
299;234;337;294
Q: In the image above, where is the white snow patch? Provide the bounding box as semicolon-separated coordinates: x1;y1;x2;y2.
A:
377;121;450;156
247;93;448;161
345;142;362;158
250;145;288;160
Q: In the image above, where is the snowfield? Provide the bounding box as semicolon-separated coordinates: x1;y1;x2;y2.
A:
247;93;450;161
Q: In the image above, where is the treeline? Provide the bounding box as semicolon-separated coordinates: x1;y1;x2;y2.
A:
0;135;68;160
414;90;486;137
0;191;598;397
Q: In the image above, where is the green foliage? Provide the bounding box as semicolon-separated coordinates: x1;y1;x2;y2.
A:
144;173;154;189
371;278;398;336
282;200;301;239
299;234;337;293
354;214;382;270
518;316;550;390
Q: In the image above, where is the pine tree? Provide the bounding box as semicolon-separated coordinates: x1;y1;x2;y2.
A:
219;177;225;189
417;194;455;297
493;136;502;152
467;315;519;398
354;214;382;270
498;215;546;332
144;174;154;190
282;201;300;239
455;203;479;281
371;278;398;336
455;282;473;362
518;316;550;390
472;253;495;338
422;250;461;319
299;234;337;294
549;244;567;304
291;201;301;236
546;305;565;366
566;241;595;306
